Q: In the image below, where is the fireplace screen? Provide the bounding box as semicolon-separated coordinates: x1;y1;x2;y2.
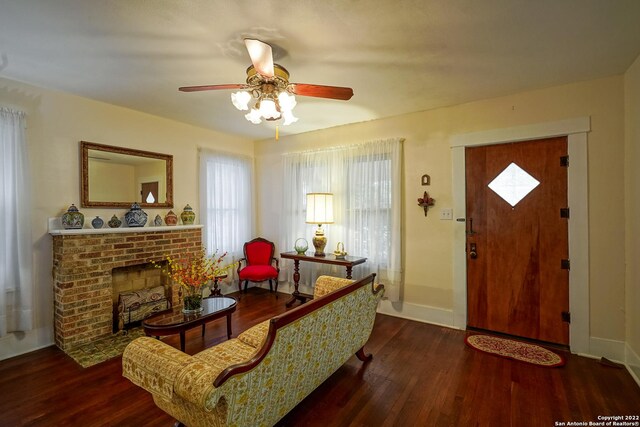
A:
117;285;169;331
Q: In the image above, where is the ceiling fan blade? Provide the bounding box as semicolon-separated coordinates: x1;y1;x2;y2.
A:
289;84;354;100
179;84;247;92
244;38;275;78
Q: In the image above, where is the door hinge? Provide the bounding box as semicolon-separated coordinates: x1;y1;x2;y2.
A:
560;208;570;218
560;155;569;167
561;259;570;270
561;311;571;323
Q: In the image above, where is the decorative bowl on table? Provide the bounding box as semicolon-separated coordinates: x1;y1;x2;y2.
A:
294;238;308;255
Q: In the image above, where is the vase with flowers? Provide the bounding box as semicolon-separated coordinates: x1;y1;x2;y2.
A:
152;249;237;314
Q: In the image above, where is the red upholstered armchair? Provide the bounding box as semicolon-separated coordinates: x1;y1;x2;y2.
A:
237;237;280;294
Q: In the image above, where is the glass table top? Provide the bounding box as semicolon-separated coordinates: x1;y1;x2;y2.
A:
143;296;236;327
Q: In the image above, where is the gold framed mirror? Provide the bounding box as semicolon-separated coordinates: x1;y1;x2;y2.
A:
81;141;173;208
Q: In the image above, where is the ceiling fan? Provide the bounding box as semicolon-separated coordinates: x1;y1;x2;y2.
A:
179;39;354;126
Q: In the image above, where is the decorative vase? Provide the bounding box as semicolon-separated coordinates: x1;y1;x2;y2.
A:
180;204;195;225
153;214;163;226
312;225;328;257
108;214;122;228
164;210;178;226
294;238;309;255
182;287;203;314
61;204;84;229
124;202;148;227
91;216;104;229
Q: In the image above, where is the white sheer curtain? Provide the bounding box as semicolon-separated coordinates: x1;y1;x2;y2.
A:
281;138;403;301
281;148;333;286
199;149;254;262
0;107;33;336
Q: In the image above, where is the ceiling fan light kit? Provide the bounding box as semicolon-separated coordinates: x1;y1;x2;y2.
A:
179;38;353;128
231;63;298;125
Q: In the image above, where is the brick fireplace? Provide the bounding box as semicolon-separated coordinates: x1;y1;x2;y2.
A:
49;224;202;351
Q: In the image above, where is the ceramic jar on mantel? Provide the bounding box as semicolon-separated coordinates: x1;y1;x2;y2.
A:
108;215;122;228
124;202;148;227
61;204;84;229
180;204;195;225
164;210;178;226
91;216;104;229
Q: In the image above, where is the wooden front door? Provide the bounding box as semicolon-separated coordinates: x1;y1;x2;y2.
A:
465;137;569;345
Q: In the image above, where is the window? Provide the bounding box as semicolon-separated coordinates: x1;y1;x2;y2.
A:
0;107;33;336
199;150;253;260
344;153;393;263
488;162;540;207
281;138;403;300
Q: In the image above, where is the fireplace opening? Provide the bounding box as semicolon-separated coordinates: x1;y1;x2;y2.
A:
112;262;171;332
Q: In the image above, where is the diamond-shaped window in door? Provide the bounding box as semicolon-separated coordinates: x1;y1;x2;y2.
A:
488;162;540;207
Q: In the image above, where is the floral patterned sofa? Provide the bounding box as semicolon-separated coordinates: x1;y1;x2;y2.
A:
122;274;384;427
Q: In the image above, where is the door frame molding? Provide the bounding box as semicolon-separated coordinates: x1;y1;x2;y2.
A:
450;117;590;353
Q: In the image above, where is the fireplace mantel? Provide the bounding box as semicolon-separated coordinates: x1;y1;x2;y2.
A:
48;217;202;235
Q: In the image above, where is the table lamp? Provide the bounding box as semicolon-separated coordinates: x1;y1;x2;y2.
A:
306;193;334;257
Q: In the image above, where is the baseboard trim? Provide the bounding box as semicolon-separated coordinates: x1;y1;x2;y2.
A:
585;336;626;361
0;338;54;362
625;343;640;387
377;299;458;329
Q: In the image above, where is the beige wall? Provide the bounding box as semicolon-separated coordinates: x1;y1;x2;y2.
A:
0;77;253;360
625;55;640;369
89;160;137;201
0;71;634;360
255;75;626;343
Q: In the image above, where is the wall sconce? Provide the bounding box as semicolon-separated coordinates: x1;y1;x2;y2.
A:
417;191;435;216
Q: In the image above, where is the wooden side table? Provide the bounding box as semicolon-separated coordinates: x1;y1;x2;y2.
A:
280;251;367;307
207;274;228;297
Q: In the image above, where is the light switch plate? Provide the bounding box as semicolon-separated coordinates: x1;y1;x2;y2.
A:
440;208;453;220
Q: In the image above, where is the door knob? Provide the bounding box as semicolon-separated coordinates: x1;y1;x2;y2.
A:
469;243;478;259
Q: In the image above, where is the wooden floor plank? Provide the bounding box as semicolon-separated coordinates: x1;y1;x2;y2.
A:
1;287;639;426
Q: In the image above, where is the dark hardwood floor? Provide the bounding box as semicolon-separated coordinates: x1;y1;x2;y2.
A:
1;288;639;426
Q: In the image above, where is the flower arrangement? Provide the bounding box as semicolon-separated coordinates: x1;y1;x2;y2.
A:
152;249;237;312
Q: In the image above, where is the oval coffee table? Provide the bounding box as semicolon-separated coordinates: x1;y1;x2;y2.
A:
142;296;237;352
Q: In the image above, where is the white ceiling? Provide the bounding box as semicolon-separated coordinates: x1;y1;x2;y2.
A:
1;0;639;140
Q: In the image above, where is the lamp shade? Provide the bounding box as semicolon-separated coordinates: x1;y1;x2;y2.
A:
231;91;251;111
306;193;334;224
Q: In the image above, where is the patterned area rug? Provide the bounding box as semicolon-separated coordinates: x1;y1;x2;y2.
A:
465;334;565;367
66;328;146;368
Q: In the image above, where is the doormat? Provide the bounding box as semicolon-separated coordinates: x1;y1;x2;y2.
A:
465;334;565;367
66;328;146;368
